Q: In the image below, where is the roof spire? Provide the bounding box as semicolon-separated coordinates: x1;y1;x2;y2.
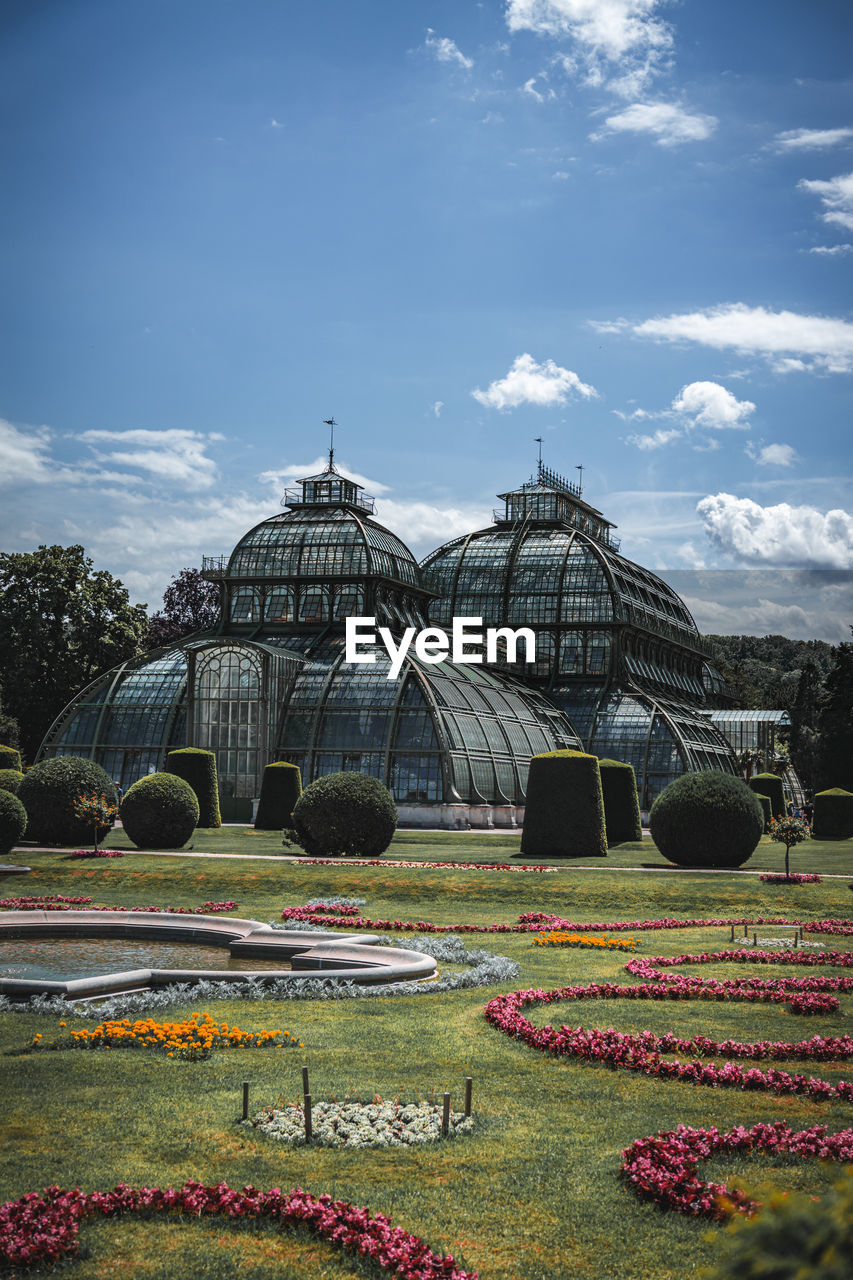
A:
323;417;337;471
576;463;583;494
535;436;543;477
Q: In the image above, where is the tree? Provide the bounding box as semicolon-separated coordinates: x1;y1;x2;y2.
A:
0;692;20;751
815;632;853;791
788;658;822;790
767;814;810;880
0;545;149;761
146;567;220;649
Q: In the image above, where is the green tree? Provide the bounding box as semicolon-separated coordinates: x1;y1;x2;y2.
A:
145;566;220;649
788;658;821;790
815;632;853;791
0;545;149;761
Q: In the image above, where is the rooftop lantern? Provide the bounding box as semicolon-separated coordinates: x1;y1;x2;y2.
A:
281;418;376;514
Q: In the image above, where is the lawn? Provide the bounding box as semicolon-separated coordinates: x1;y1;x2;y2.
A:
1;829;851;1279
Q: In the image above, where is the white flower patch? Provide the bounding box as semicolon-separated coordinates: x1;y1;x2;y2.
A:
250;1099;474;1148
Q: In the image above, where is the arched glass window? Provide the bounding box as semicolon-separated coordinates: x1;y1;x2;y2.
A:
195;646;263;798
297;586;330;623
230;586;258;623
265;587;293;622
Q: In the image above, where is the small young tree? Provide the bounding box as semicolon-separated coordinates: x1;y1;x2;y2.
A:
72;791;118;853
767;814;810;881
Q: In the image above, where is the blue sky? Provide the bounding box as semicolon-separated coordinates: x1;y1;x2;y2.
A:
1;1;851;639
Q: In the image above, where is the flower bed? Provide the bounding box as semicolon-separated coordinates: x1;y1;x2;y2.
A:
531;931;638;953
759;873;822;884
25;1012;301;1058
252;1098;473;1148
0;895;237;914
67;849;125;860
0;1181;476;1277
292;859;554;872
621;1121;853;1219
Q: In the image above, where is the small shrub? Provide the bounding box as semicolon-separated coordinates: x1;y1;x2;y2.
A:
72;792;118;853
0;789;27;855
18;757;118;846
813;787;853;840
767;814;811;879
650;771;763;868
0;746;22;772
0;769;24;795
597;758;642;844
255;762;302;831
292;772;396;857
165;748;220;828
120;773;200;849
520;750;607;859
748;771;785;819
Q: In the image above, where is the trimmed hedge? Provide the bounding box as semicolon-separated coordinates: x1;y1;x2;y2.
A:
756;793;772;833
120;773;200;849
0;746;22;772
748;772;785;819
165;748;220;828
254;762;302;831
291;772;397;857
18;756;118;846
0;789;27;855
598;758;642;845
0;769;24;795
650;771;764;868
813;788;853;840
520;750;607;859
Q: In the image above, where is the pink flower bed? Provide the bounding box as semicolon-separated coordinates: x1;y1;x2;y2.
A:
68;850;125;860
621;1121;853;1218
0;895;237;915
0;1180;476;1276
294;859;554;872
759;873;822;884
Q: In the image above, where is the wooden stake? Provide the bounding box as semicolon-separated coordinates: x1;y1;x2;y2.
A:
304;1094;312;1143
442;1092;451;1138
730;925;735;943
464;1077;473;1118
301;1065;310;1098
752;932;757;947
242;1081;249;1121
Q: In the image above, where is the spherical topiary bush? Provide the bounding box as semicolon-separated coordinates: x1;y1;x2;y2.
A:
165;748;221;828
0;769;24;795
291;772;397;857
597;758;642;845
650;771;764;868
748;772;786;819
520;750;607;859
120;773;200;849
813;788;853;840
254;761;302;831
18;756;118;846
0;746;22;772
0;789;27;855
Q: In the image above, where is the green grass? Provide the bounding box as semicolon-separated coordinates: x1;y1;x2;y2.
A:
1;829;851;1279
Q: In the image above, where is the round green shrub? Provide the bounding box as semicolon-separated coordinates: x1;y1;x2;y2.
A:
0;789;27;855
120;772;200;849
813;787;853;839
0;746;22;772
597;758;642;845
748;772;785;819
520;750;607;859
756;792;772;832
292;772;397;857
650;771;763;868
0;768;24;795
254;761;302;831
165;748;221;828
18;756;118;846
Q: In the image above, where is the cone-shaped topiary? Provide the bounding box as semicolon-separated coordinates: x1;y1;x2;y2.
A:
165;748;220;828
813;787;853;839
0;789;27;855
597;758;642;845
748;772;786;819
254;761;302;831
651;771;764;868
0;746;22;772
520;750;607;859
291;772;397;857
120;773;200;849
756;793;772;833
0;769;24;794
18;756;118;846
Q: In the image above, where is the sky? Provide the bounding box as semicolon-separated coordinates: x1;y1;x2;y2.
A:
1;0;851;641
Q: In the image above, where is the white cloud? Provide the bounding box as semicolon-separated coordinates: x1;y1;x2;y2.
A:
375;499;492;560
592;100;717;146
76;428;220;489
522;75;556;102
471;353;598;410
774;126;853;151
625;427;681;450
0;419;59;485
432;401;444;418
480;111;505;125
697;493;853;568
672;381;754;429
552;170;571;179
424;29;473;70
749;443;798;468
506;0;672;93
270;118;285;129
618;302;853;374
807;243;853;256
798;171;853;232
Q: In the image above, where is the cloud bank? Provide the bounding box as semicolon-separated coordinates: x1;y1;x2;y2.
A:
472;353;597;409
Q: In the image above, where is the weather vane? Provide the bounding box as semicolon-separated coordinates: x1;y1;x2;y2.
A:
576;463;584;493
535;436;543;471
323;418;337;470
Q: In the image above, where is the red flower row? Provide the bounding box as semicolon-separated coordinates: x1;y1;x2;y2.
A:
0;1180;476;1276
620;1121;853;1219
295;859;554;871
759;872;822;884
0;896;237;915
67;850;125;860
